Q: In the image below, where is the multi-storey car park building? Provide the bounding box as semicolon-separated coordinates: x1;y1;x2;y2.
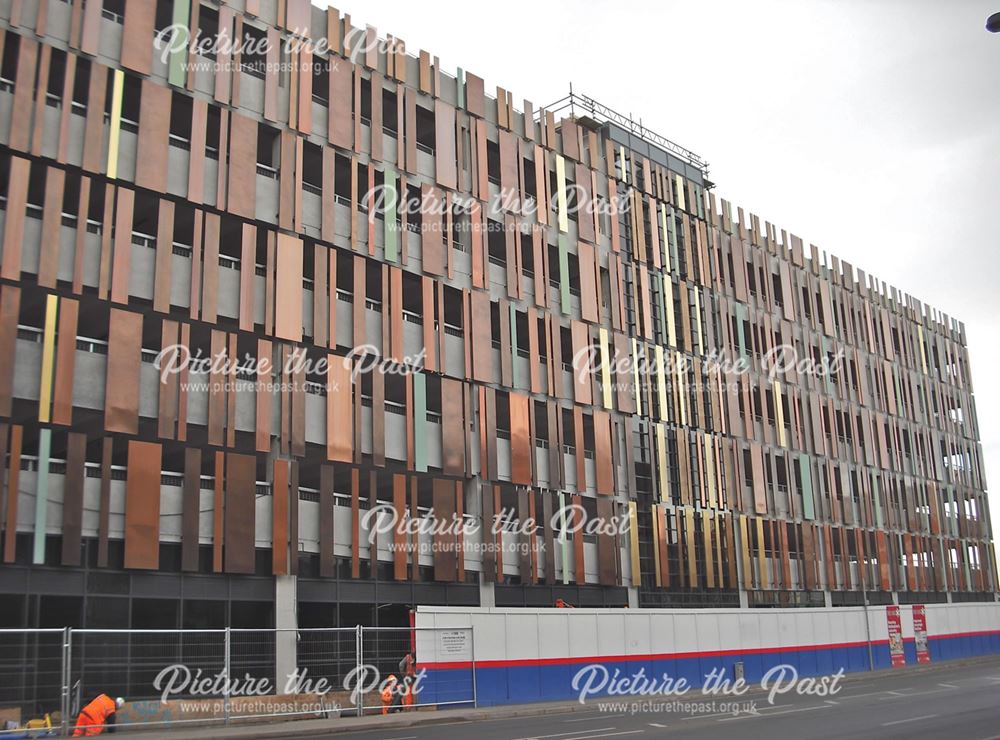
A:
0;0;994;635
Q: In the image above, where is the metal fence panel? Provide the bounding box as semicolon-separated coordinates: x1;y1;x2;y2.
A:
359;627;475;714
0;625;474;733
0;629;66;735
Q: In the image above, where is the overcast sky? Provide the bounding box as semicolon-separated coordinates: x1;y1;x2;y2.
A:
321;0;1000;537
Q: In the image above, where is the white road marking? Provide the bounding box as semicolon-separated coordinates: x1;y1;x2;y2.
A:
718;704;831;722
649;722;667;728
564;714;627;722
561;733;643;740
824;700;839;705
938;683;959;688
882;713;939;727
512;728;617;740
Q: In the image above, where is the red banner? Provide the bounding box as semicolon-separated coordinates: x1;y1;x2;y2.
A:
886;606;905;667
913;605;930;663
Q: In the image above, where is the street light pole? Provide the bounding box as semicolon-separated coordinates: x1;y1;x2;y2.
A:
987;12;1000;32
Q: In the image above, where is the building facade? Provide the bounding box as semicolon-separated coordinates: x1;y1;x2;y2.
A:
0;0;994;632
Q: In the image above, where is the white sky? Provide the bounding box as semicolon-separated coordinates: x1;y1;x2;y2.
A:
320;0;1000;538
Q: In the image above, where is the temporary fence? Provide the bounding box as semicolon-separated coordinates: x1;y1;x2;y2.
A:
0;625;475;735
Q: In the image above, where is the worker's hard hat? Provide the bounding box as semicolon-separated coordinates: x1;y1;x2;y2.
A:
115;697;124;709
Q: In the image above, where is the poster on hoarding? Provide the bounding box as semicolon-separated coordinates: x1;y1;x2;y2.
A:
912;605;930;663
886;605;906;667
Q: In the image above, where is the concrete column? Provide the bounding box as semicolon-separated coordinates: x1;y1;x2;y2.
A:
627;587;639;609
891;591;899;605
823;590;833;608
275;575;298;690
479;574;496;608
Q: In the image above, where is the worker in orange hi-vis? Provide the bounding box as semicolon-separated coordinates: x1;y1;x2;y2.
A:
72;695;123;736
381;675;398;715
555;598;575;608
399;652;416;709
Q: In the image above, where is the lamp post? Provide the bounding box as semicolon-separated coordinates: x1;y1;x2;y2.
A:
987;12;1000;32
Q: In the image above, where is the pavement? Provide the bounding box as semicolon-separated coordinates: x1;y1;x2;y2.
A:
122;656;1000;739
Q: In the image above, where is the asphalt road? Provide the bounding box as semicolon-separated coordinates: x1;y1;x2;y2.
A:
320;659;1000;740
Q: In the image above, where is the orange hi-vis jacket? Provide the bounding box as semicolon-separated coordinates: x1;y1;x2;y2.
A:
72;694;117;736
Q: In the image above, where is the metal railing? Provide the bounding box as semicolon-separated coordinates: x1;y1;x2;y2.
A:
0;625;475;735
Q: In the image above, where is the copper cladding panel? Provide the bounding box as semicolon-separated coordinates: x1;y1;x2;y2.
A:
275;233;304;341
52;297;79;426
104;308;142;434
227;113;257;219
329;57;353;148
38;166;64;288
124;440;162;570
571;321;593;404
82;63;108;173
470;290;493;383
433;478;458;582
136;80;170;192
593;409;615;494
1;157;29;280
224;452;257;574
327;354;354;462
393;473;408;580
110;187;135;305
596;496;617;586
181;447;201;572
441;377;467;476
509;391;532;485
9;36;36;152
2;426;21;563
319;464;335;577
60;432;86;566
435;100;457;190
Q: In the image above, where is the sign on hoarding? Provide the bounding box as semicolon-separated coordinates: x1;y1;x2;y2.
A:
912;605;930;663
886;606;906;667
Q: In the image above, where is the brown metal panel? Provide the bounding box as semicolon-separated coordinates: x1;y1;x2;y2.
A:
328;56;353;148
571;321;593;404
275;233;304;341
184;97;206;201
1;157;29;280
136;80;170;192
470;290;494;383
2;426;22;563
441;378;467;476
206;330;226;446
38;166;65;288
224;452;257;574
290;350;305;457
327;354;354;462
350;467;360;578
9;36;37;152
255;339;272;452
596;496;617;586
124;441;162;570
181;447;201;572
97;438;112;566
313;245;329;346
52;297;79;426
371;368;385;466
238;224;256;332
227;113;257;219
319;464;335;577
594;410;614;494
71;175;91;293
110;187;134;304
509;391;532;485
393;473;407;580
420;184;445;276
272;459;290;575
572;494;586;585
577;240;599;323
105;308;142;434
59;432;86;566
82;62;108;173
120;0;155;73
153;199;175;313
433;478;458;582
750;442;767;514
201;212;222;324
434;100;457;190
